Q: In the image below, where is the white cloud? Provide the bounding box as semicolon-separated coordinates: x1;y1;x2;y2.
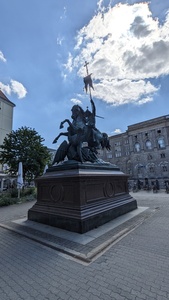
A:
57;36;64;46
65;2;169;106
0;51;6;62
10;80;27;99
61;72;67;81
60;6;67;20
64;52;73;72
0;80;27;99
70;98;82;105
0;82;11;95
113;128;122;134
93;79;158;106
137;96;154;105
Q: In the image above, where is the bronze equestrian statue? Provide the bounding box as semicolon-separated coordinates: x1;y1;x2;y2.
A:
52;98;111;164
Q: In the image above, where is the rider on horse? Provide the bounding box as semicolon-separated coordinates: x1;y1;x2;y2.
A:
85;98;97;144
52;99;110;164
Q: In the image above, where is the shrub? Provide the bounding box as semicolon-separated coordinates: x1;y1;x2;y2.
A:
22;187;36;196
0;192;19;206
10;188;19;198
0;187;37;207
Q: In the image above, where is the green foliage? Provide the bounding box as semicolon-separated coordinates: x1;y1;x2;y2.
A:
10;188;18;198
0;126;51;181
22;187;36;196
0;193;19;206
0;187;37;207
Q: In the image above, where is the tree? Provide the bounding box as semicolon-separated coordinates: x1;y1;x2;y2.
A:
0;126;51;181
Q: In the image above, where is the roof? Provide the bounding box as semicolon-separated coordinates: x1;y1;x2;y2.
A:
0;90;15;107
109;114;169;139
128;114;169;131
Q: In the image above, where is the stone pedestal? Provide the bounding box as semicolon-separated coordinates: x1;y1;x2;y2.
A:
28;161;137;233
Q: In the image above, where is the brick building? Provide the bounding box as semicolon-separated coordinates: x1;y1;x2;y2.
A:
99;115;169;188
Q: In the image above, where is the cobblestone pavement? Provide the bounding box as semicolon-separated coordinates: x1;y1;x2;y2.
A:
0;191;169;300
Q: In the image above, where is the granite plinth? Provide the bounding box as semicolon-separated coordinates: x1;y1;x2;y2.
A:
28;161;137;233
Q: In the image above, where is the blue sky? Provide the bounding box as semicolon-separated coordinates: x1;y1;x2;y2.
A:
0;0;169;148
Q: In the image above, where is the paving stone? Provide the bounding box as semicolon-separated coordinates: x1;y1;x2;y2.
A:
0;192;169;300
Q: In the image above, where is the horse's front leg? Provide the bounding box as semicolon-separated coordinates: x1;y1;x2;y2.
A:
53;133;62;144
60;119;71;129
53;132;68;143
59;121;64;129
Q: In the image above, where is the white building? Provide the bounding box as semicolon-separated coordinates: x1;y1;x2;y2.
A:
0;90;15;147
0;90;15;189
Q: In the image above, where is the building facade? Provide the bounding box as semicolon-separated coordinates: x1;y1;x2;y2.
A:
0;90;15;148
99;115;169;187
0;90;15;189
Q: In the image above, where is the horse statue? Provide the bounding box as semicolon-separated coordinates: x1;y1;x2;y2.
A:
52;103;111;164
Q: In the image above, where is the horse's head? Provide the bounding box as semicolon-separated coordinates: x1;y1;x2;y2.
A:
71;105;85;120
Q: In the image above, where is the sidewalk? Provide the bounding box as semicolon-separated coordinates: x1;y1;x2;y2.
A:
0;191;169;300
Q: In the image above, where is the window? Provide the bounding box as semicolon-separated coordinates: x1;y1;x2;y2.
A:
160;163;168;173
147;163;155;173
115;141;121;154
135;142;141;152
160;153;165;158
145;140;152;150
163;165;168;172
107;153;112;158
158;137;165;149
147;154;152;160
125;145;130;156
138;167;142;174
149;166;155;173
115;152;121;157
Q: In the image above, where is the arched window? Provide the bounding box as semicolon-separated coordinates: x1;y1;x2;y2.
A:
145;140;152;150
147;154;152;160
163;165;168;172
147;163;155;174
149;166;155;173
158;137;165;149
135;142;141;152
159;162;168;173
